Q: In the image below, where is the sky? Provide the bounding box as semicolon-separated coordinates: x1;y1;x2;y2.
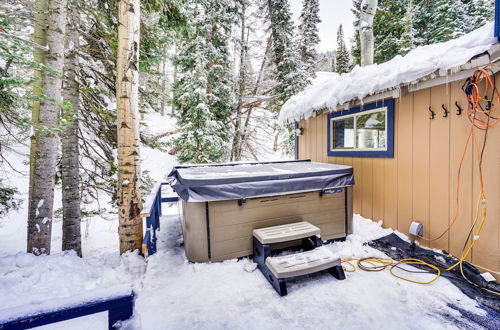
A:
289;0;356;53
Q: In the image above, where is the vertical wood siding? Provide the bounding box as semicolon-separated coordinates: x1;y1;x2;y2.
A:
297;75;500;275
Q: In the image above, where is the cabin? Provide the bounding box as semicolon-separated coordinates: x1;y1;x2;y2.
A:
279;22;500;280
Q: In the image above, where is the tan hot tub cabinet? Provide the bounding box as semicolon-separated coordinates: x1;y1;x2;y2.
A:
168;160;354;263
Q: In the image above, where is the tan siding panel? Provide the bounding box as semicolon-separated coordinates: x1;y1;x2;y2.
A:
412;89;431;242
316;113;323;162
471;74;500;272
298;120;306;160
397;95;414;234
384;100;398;230
449;81;473;261
429;84;450;251
352;157;363;214
372;158;385;221
361;158;373;219
322;113;329;163
310;116;316;161
304;119;311;160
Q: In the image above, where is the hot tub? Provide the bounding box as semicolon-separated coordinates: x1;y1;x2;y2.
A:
168;160;354;262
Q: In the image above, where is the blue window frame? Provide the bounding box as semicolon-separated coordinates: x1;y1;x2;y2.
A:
327;99;394;158
496;0;500;40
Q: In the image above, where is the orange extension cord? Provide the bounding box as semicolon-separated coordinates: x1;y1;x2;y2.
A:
424;65;499;243
343;65;500;294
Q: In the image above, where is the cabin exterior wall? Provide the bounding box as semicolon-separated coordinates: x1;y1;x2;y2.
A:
297;74;500;278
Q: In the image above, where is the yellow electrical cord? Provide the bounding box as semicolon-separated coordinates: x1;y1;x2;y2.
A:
336;67;500;295
341;257;441;285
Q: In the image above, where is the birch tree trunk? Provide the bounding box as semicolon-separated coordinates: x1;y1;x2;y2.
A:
116;0;143;254
28;0;48;230
359;0;378;66
61;1;82;256
27;0;67;255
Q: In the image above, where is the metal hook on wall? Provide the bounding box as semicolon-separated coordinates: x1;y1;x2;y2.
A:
429;106;435;120
442;104;449;118
455;101;463;115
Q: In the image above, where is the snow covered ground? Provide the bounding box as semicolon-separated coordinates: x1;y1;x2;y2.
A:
0;112;494;329
0;213;490;330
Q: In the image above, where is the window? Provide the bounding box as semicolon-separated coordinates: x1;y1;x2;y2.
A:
327;99;394;158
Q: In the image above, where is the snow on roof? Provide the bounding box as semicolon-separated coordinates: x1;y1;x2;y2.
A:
278;22;497;124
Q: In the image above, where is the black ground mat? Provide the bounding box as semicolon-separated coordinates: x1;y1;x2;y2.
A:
369;233;500;312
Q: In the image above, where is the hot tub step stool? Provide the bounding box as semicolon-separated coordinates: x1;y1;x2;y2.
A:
253;221;345;296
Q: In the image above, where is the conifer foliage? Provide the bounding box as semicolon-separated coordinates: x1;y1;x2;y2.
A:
335;25;350;73
172;0;237;163
351;0;495;65
267;0;309;107
297;0;321;78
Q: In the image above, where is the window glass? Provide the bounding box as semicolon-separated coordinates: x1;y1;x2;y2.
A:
356;111;386;149
331;108;387;151
332;117;354;149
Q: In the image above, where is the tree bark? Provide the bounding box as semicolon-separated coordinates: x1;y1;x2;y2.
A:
160;60;167;116
116;0;143;254
28;0;48;231
27;0;68;255
61;0;82;256
236;36;272;160
230;4;246;161
359;0;378;66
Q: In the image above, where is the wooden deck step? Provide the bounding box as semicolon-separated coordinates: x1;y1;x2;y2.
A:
265;246;341;279
253;221;320;244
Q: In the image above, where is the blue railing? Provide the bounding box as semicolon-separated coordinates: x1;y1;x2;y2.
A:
0;290;134;330
141;182;178;256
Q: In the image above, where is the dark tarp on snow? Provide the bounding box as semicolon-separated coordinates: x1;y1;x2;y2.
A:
369;233;500;313
167;160;354;202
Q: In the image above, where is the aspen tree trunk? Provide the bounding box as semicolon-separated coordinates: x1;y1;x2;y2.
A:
27;0;68;255
28;0;48;228
116;0;143;254
359;0;378;66
230;4;246;161
61;1;82;256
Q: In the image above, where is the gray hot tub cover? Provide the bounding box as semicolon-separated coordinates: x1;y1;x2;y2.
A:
167;160;354;202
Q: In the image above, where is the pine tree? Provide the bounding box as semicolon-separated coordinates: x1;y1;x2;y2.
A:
172;0;237;164
267;0;310;155
297;0;321;78
466;0;495;30
420;0;468;43
372;0;405;63
351;0;362;67
400;0;416;55
267;0;309;107
335;25;350;74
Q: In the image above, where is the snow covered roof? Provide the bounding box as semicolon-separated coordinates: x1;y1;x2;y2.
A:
278;22;498;124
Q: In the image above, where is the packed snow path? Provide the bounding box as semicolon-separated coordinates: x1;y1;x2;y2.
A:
134;215;488;330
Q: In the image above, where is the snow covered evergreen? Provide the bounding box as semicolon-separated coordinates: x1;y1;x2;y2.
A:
400;0;416;54
352;0;495;64
297;0;321;78
335;25;350;74
267;0;310;107
172;1;237;163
